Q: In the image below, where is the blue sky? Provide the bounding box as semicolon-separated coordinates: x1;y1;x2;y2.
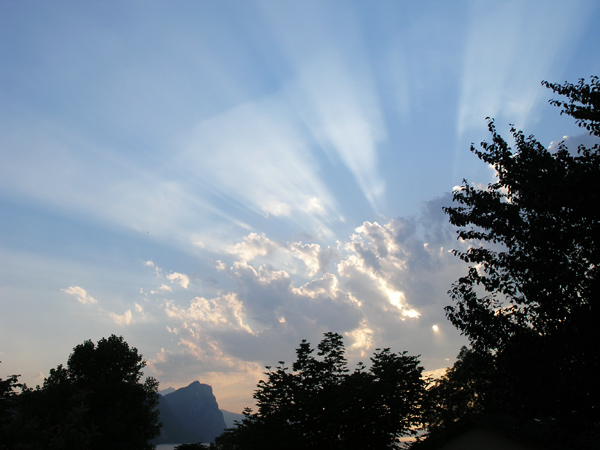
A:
1;0;599;412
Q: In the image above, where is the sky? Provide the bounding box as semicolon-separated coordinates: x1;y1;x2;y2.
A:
1;0;599;413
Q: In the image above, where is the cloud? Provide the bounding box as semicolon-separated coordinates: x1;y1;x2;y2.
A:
302;196;326;215
144;260;162;278
165;293;254;335
134;195;469;411
424;367;449;380
51;195;465;412
61;284;146;326
262;198;292;217
227;233;279;262
337;221;422;318
345;320;375;357
61;286;97;305
289;241;338;277
548;133;600;155
292;273;340;299
167;272;190;289
110;309;132;325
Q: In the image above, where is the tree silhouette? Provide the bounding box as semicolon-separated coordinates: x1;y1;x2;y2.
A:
9;335;160;450
440;76;600;440
0;367;22;449
211;332;425;450
421;346;494;434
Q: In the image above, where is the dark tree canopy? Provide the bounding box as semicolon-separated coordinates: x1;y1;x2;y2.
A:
543;75;600;135
444;121;599;350
0;367;22;449
3;335;160;450
440;77;600;438
211;332;425;450
422;346;495;434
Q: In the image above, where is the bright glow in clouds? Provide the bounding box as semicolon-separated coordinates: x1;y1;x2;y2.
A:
1;0;598;413
346;320;375;357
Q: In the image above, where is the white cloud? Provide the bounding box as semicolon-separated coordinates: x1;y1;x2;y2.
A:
110;309;132;325
167;272;190;289
61;286;97;305
261;198;292;217
231;260;291;287
227;233;279;261
292;273;340;299
424;367;449;380
548;133;600;155
165;293;254;335
345;320;375;357
289;242;325;276
144;260;162;278
303;196;326;215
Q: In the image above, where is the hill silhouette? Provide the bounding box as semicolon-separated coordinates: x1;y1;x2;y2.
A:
154;381;227;444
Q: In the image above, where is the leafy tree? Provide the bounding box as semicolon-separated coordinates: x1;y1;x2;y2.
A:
12;335;161;450
347;348;424;449
421;347;494;434
543;75;600;135
442;77;600;434
0;367;23;450
175;444;206;450
210;332;425;450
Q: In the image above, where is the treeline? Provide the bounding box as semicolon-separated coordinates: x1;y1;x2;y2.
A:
209;77;600;450
212;332;425;450
0;335;160;450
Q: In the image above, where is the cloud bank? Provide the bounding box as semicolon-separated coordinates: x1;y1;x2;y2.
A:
138;197;468;411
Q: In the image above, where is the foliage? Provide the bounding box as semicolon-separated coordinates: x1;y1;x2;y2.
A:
543;75;600;135
210;332;425;450
440;77;600;436
4;335;161;450
422;346;494;434
0;367;23;450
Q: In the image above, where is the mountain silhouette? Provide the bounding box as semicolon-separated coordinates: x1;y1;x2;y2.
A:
153;381;227;444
